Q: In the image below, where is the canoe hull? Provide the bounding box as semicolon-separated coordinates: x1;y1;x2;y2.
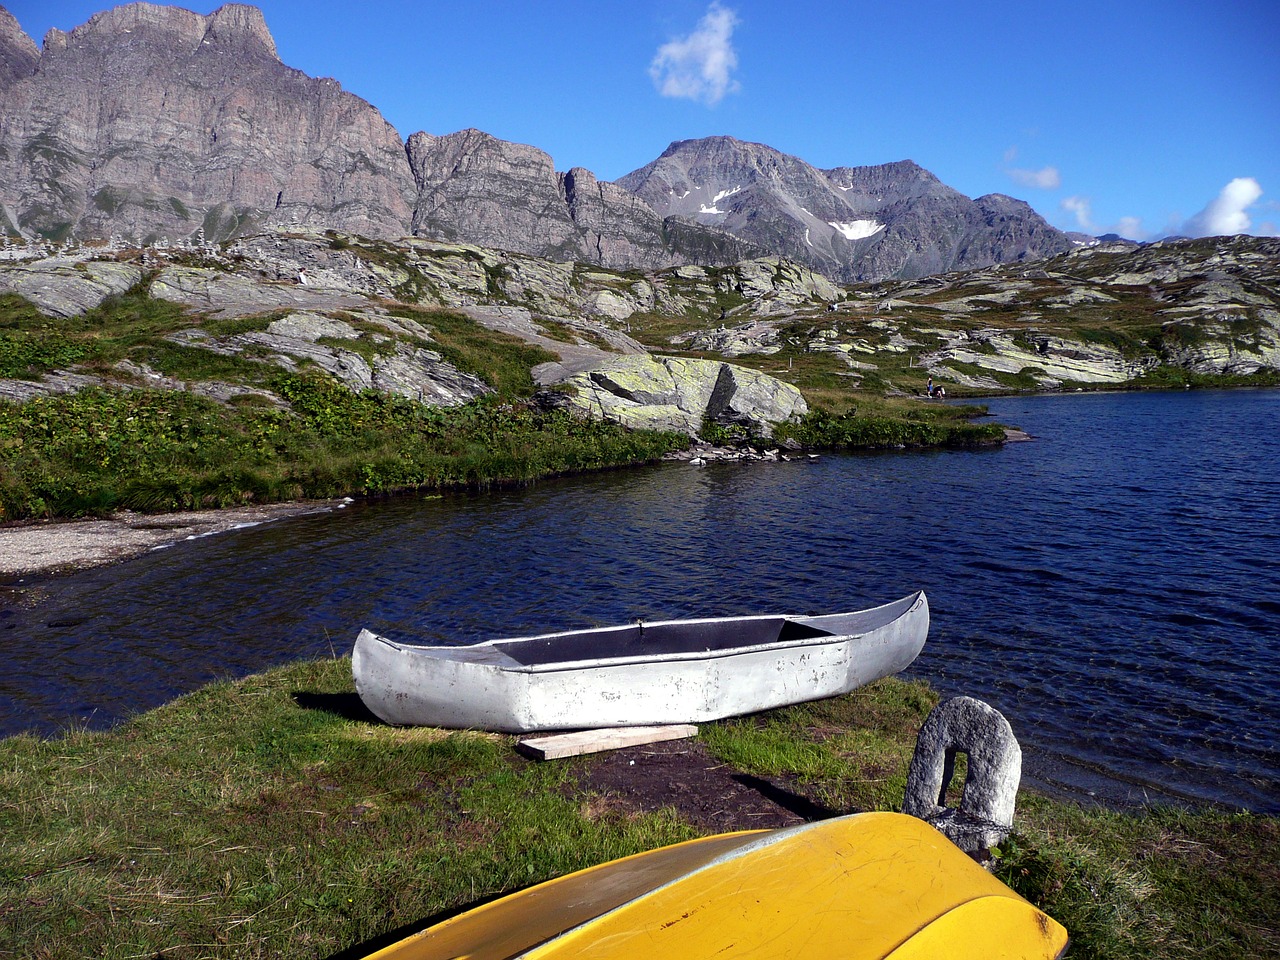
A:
359;811;1068;960
353;592;928;732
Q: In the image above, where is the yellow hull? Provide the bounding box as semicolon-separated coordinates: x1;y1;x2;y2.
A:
362;812;1067;960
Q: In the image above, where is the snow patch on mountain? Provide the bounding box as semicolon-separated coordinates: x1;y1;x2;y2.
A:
829;220;885;240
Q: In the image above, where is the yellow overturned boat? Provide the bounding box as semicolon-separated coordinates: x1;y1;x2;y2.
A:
362;811;1068;960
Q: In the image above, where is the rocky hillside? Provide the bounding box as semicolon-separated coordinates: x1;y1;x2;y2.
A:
677;234;1280;393
619;138;1074;283
1;2;1072;284
2;228;1276;432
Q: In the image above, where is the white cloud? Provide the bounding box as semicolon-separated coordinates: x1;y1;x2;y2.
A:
649;3;741;106
1113;216;1149;242
1061;196;1096;232
1007;166;1061;190
1183;178;1265;237
1059;196;1150;240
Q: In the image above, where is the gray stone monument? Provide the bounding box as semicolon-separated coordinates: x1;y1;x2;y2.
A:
903;695;1022;859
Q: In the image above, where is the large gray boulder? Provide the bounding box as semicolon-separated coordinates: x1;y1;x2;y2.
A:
562;355;806;437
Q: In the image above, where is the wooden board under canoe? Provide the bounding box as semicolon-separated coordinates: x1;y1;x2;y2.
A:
358;811;1068;960
353;592;928;732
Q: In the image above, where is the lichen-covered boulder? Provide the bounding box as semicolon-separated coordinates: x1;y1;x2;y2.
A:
0;258;142;317
563;354;806;437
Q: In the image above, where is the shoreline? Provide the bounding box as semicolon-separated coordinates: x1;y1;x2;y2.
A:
0;428;1014;578
0;499;345;579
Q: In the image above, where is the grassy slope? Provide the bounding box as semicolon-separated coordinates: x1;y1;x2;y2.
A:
0;288;688;520
1;662;1273;959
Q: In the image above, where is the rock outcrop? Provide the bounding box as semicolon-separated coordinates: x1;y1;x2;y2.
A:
0;3;413;243
0;256;142;316
167;309;490;405
562;355;807;437
3;223;1276;418
619;138;1074;283
851;235;1280;389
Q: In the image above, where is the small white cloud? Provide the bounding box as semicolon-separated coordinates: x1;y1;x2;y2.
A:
1061;196;1096;232
1007;166;1061;190
649;3;741;106
1113;216;1148;242
1003;146;1019;164
1184;178;1265;237
1060;197;1149;239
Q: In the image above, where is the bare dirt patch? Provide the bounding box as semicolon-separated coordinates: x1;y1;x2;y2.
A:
565;737;840;833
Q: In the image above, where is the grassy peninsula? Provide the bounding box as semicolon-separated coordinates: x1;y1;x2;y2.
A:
1;662;1274;959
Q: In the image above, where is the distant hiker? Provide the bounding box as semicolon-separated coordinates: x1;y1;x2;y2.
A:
926;377;934;397
935;385;946;399
297;268;309;285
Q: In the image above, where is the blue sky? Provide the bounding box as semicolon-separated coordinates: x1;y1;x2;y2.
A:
9;0;1279;239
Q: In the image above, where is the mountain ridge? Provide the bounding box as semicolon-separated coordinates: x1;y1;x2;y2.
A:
1;2;1074;282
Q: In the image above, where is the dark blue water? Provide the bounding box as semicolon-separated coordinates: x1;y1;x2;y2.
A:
2;389;1277;813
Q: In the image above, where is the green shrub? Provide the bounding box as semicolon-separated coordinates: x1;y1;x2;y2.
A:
777;409;1004;450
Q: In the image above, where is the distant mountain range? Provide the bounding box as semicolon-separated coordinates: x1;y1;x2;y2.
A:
0;2;1076;282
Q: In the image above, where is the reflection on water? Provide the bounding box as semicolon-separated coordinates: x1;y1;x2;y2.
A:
2;389;1277;813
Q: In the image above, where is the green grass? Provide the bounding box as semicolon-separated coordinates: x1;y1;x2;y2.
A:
0;287;690;520
0;380;687;520
0;659;696;958
777;405;1005;450
1;664;1273;959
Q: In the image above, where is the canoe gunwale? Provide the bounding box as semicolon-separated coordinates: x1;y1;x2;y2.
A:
363;591;926;675
363;627;887;675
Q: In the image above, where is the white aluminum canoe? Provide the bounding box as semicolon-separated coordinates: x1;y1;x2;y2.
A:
352;591;928;732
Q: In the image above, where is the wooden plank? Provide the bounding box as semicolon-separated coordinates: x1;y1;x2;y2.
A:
516;724;698;761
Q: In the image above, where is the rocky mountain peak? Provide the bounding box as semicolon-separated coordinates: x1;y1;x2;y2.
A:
0;7;38;86
619;135;1073;282
404;126;762;270
407;128;557;194
1;2;1076;283
50;3;278;60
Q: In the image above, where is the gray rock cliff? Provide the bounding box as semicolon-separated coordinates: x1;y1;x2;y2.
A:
406;128;761;270
0;3;1079;283
0;7;38;87
0;2;413;243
